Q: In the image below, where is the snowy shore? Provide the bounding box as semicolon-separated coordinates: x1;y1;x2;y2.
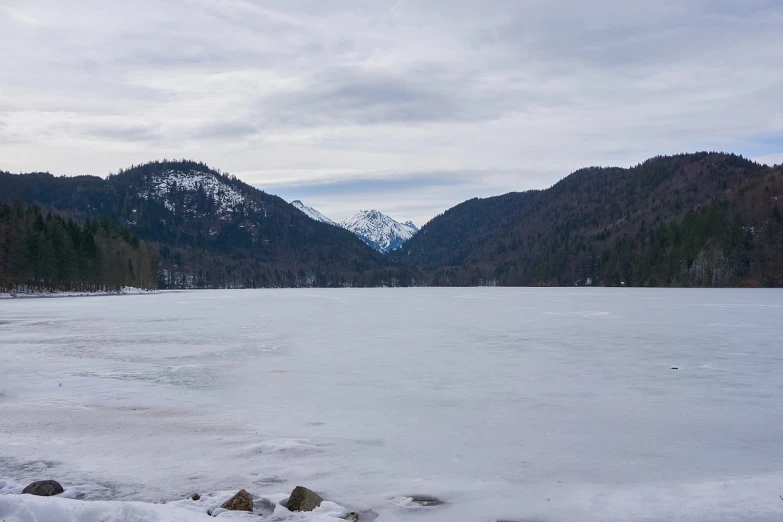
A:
0;484;353;522
0;287;156;299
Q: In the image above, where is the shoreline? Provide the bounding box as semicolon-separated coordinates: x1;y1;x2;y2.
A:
0;287;159;299
0;480;367;521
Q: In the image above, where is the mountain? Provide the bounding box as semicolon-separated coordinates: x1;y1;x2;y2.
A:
396;152;783;287
390;191;539;269
291;201;419;255
0;161;420;288
291;200;338;226
340;210;418;254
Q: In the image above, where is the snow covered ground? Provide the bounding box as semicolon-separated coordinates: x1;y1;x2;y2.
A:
0;287;155;299
1;288;782;521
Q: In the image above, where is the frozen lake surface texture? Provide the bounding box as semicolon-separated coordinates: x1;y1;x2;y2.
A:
1;288;782;521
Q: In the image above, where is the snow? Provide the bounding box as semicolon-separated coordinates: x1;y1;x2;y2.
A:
291;200;339;227
140;169;256;217
0;489;352;521
289;203;419;254
1;288;783;522
0;287;155;299
340;210;418;253
0;493;215;522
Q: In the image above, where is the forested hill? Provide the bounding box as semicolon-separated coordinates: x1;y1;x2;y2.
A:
0;202;157;293
396;152;783;287
389;190;539;270
0;161;418;288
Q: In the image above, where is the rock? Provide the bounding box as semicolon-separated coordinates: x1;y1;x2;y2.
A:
286;486;324;512
345;512;359;521
220;489;253;512
190;493;201;501
22;480;64;497
409;495;444;507
671;366;679;370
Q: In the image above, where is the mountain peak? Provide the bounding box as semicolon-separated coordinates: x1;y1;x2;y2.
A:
291;200;339;226
289;202;419;254
340;210;418;254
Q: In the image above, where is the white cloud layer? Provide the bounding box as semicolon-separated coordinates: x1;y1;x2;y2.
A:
2;0;782;224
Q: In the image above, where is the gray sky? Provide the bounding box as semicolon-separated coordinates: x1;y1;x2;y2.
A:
2;1;782;226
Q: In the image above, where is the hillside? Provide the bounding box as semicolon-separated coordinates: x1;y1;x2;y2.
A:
390;191;539;269
0;161;419;288
397;152;783;287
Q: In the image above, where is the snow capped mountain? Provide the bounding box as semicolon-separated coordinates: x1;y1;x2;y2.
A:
291;200;338;226
340;210;418;254
289;200;418;254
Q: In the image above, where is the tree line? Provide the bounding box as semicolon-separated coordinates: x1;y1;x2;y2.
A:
0;202;158;293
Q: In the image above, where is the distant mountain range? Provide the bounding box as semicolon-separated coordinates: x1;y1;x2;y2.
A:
291;201;418;254
2;152;781;289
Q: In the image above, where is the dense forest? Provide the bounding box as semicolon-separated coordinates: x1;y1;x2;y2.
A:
0;161;420;289
3;153;780;290
590;168;783;287
398;153;783;287
0;202;157;293
390;191;539;270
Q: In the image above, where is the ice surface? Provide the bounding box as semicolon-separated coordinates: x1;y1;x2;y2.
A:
1;288;783;521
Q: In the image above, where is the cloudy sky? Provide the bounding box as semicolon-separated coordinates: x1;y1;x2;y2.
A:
2;1;782;225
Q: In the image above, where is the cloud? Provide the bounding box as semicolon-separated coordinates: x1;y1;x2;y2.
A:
1;0;782;221
267;168;546;226
754;153;783;167
81;122;163;143
192;121;260;141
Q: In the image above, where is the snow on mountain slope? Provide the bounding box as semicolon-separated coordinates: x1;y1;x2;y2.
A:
340;210;418;254
289;201;418;254
291;200;339;226
139;168;257;217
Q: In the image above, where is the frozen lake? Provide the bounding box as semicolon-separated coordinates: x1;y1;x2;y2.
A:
1;288;783;521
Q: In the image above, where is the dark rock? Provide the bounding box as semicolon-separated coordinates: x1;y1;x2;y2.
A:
410;495;444;507
344;512;359;521
220;489;253;512
22;480;64;496
286;486;324;512
671;366;679;370
190;493;201;501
